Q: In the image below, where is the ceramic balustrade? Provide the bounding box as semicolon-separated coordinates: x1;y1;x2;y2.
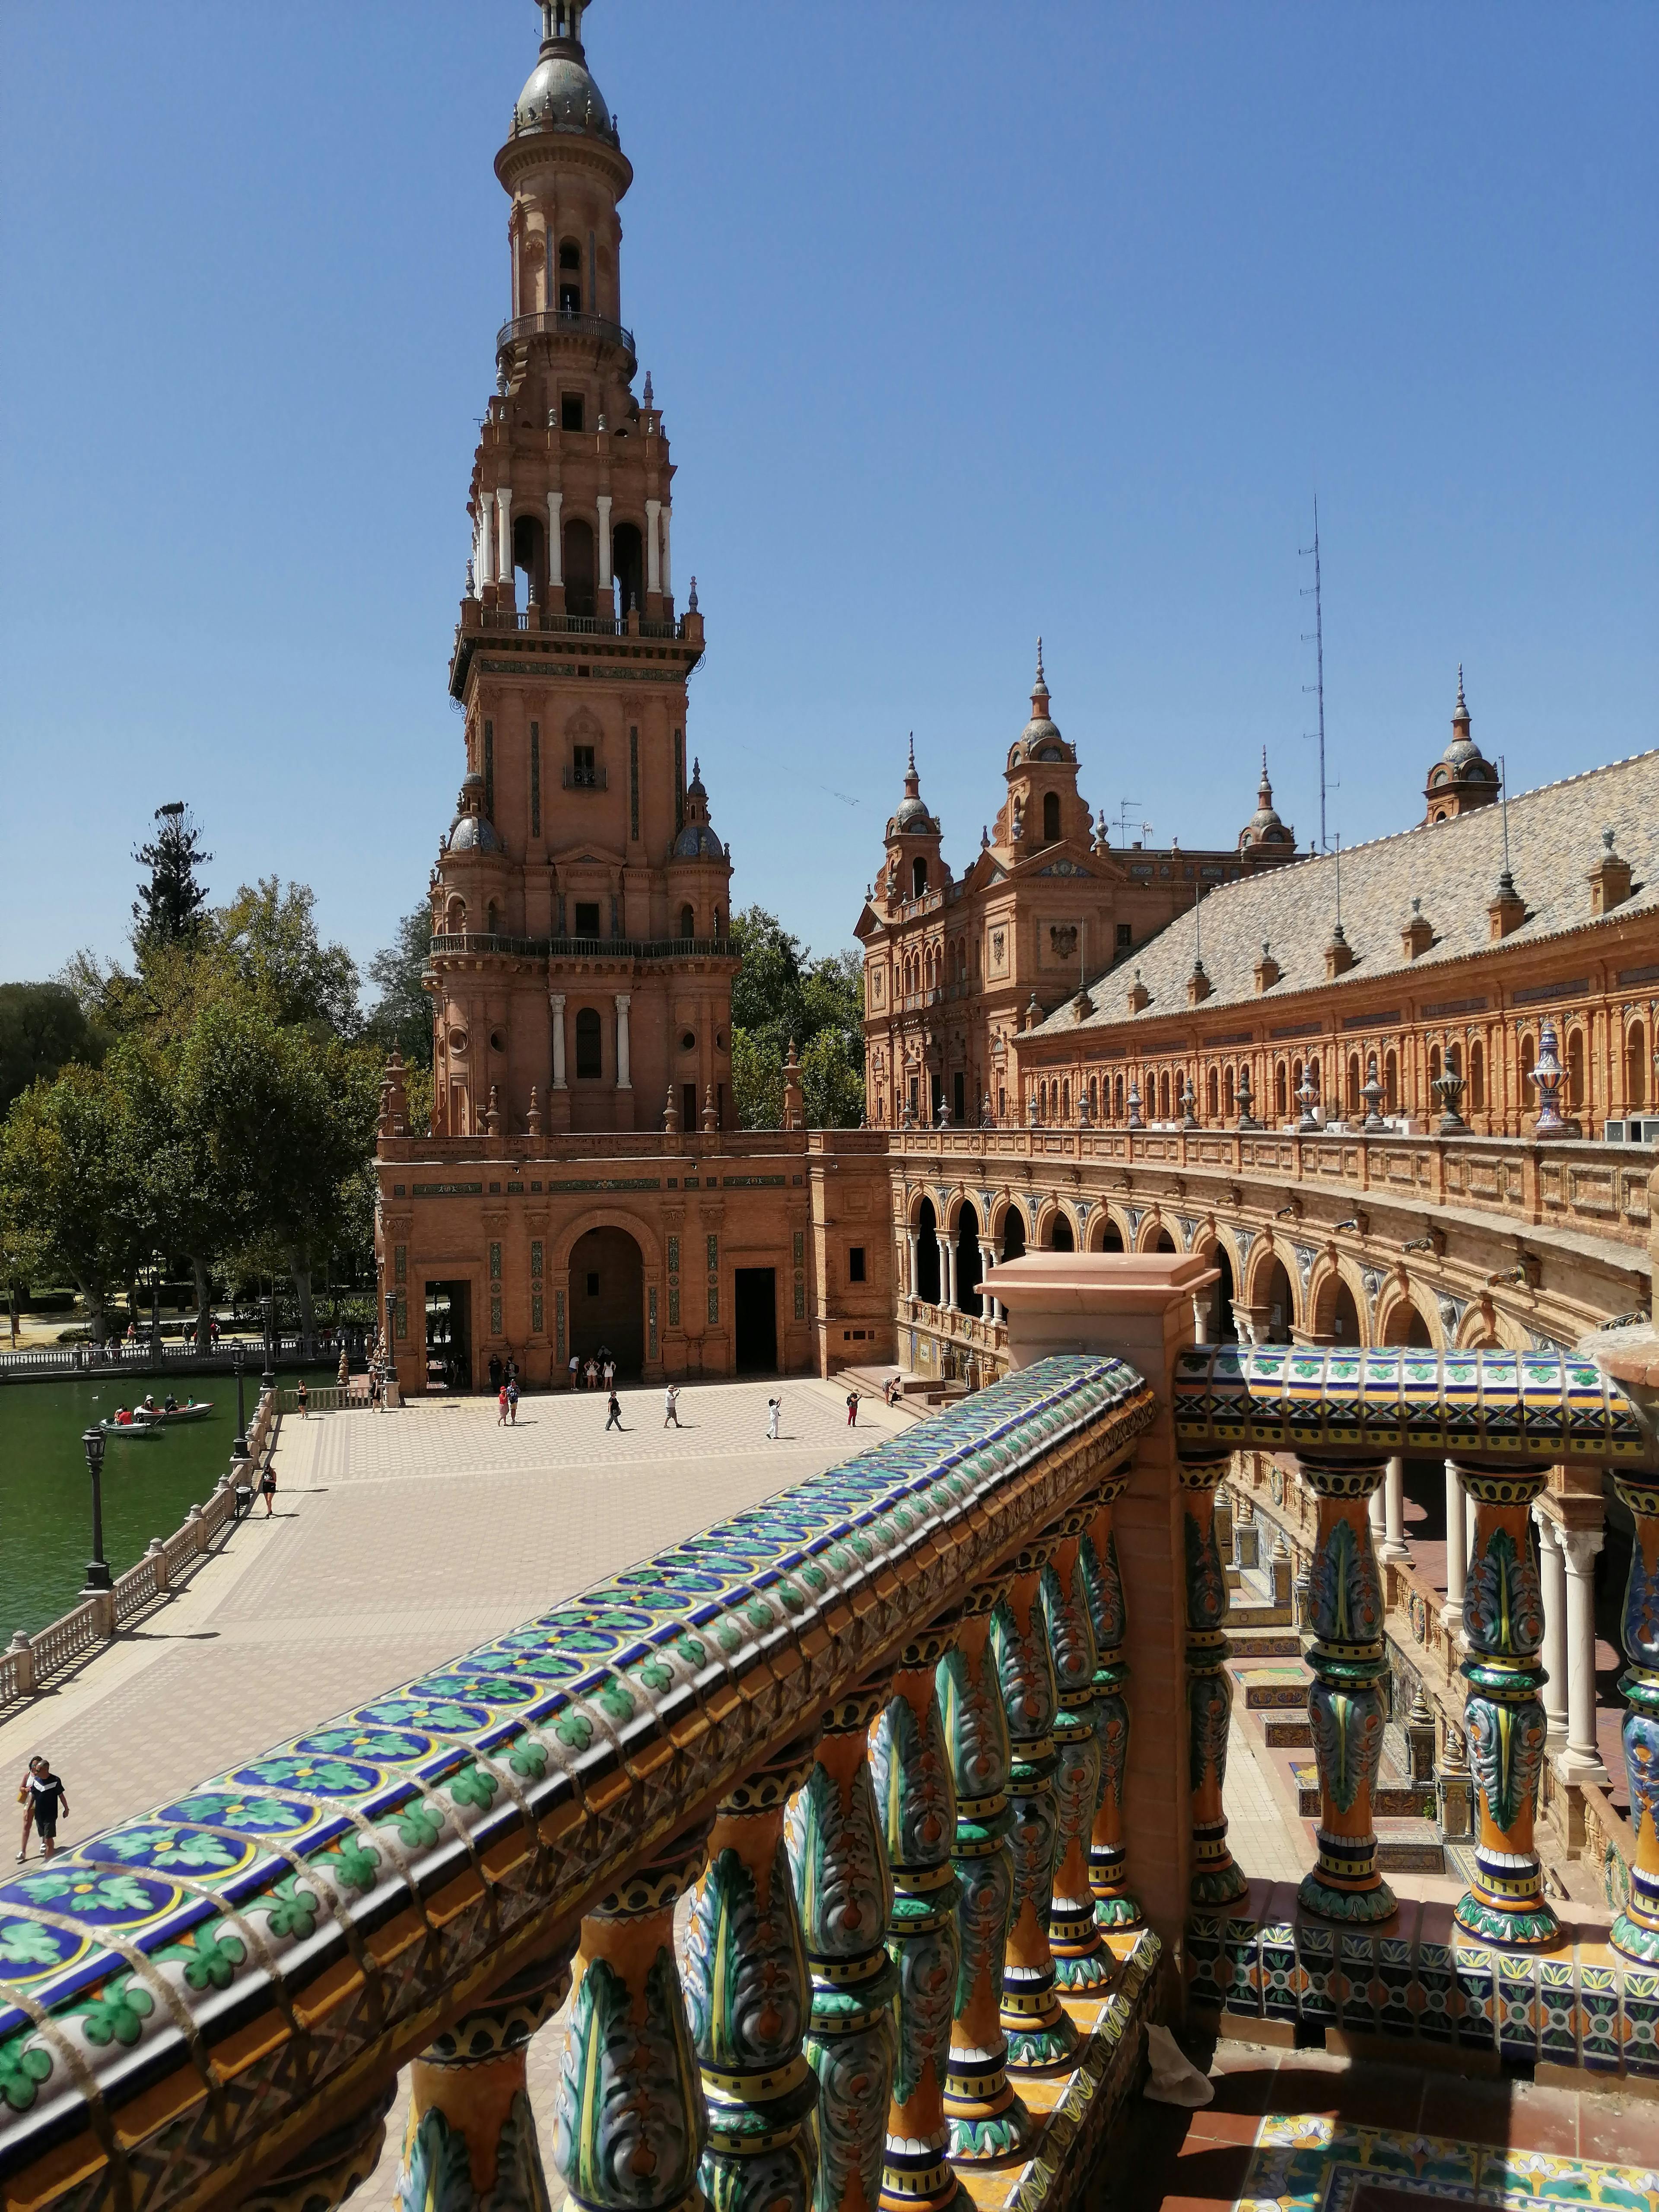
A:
1179;1451;1249;1907
1611;1472;1659;1966
1078;1474;1141;1930
1037;1506;1112;1990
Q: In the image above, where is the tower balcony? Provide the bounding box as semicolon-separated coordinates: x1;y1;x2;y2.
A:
429;930;736;964
496;305;636;374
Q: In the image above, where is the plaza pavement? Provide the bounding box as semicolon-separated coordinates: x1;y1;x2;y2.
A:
1;1371;1310;2206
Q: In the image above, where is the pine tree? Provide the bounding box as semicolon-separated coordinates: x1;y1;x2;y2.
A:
132;803;212;951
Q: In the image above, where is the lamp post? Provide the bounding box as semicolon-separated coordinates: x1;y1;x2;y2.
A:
81;1427;111;1593
384;1289;398;1409
232;1342;248;1460
260;1295;274;1395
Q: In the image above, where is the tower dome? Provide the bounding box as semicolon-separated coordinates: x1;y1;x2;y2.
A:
1007;639;1073;767
671;758;726;859
445;773;503;855
512;2;616;141
887;737;939;836
1239;751;1294;852
1424;667;1500;823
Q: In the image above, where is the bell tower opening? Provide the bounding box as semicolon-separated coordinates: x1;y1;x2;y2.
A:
613;521;644;619
563;518;595;617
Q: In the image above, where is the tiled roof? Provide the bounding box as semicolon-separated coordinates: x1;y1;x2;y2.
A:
1035;750;1659;1039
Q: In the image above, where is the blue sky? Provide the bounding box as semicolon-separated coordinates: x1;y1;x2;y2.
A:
2;3;1653;989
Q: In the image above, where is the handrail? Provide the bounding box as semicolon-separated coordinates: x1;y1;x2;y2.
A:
429;931;733;961
496;307;635;360
0;1356;1156;2206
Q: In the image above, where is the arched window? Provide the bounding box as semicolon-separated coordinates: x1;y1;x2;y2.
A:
1428;1043;1442;1090
1521;1031;1537;1112
557;236;582;314
1089;1076;1098;1117
575;1006;603;1079
486;900;499;935
1062;1080;1071;1118
1049;1211;1074;1252
1042;792;1061;843
563;518;596;618
912;857;928;897
1224;1065;1235;1116
445;895;466;934
679;904;695;940
1627;1020;1647;1109
613;521;643;619
1275;1061;1288;1118
1113;1073;1124;1118
512;513;544;605
1384;1050;1398;1114
1469;1039;1486;1112
1567;1027;1586;1112
1159;1070;1171;1120
1207;1068;1219;1119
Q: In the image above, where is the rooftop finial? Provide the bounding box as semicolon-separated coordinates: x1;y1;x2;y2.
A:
1035;636;1046;687
908;731;916;772
642;369;654;409
1454;664;1470;722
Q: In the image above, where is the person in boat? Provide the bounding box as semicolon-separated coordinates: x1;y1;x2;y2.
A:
141;1394;157;1414
163;1394;178;1412
114;1407;133;1426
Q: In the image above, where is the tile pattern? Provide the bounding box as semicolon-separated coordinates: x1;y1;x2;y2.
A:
0;1354;1156;2212
1173;1346;1646;1463
1240;2112;1659;2212
1189;1887;1659;2080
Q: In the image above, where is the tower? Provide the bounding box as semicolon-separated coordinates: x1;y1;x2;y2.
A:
883;737;944;903
1424;668;1500;825
435;0;734;1139
1236;751;1296;866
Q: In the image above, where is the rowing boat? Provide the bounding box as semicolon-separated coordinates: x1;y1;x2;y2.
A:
132;1402;216;1426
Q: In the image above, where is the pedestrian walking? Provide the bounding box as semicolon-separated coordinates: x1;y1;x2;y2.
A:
297;1378;308;1418
507;1378;520;1425
605;1389;623;1432
568;1353;580;1390
258;1458;278;1516
846;1389;859;1427
664;1384;680;1427
766;1395;781;1441
16;1758;68;1863
497;1382;509;1427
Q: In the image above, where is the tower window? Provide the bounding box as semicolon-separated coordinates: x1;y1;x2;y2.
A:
1042;792;1061;843
563;516;595;613
680;904;695;940
1116;922;1132;950
574;901;601;938
849;1247;867;1283
560;392;585;433
559;240;582;272
912;857;928;897
572;745;596;787
575;1006;603;1077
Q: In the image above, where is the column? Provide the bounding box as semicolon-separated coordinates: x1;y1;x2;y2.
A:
935;1576;1033;2163
1190;1294;1208;1347
661;504;672;596
645;496;662;594
477;495;496;588
495;486;514;605
1082;1469;1142;1929
1533;1507;1569;1751
613;994;632;1089
1040;1503;1111;1987
549;992;567;1088
868;1621;968;2212
941;1236;955;1313
1180;1453;1249;1906
990;1540;1077;2071
1294;1456;1396;1923
786;1687;897;2212
978;1243;999;1322
907;1231;920;1301
1368;1484;1387;1548
1450;1459;1557;1946
398;1945;573;2212
597;492;613;596
686;1734;819;2212
551;1830;709;2212
1609;1473;1659;1964
1441;1457;1466;1632
546;491;563;584
1380;1455;1408;1565
1559;1525;1610;1783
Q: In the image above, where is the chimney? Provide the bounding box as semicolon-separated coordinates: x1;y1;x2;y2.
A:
1588;827;1633;917
1254;941;1281;994
1402;899;1434;960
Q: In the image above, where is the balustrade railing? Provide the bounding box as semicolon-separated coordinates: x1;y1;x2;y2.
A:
429;931;732;962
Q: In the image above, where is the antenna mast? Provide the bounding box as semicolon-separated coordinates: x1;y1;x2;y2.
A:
1301;498;1329;854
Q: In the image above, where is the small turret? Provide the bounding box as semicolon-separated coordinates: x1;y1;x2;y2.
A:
1424;667;1500;823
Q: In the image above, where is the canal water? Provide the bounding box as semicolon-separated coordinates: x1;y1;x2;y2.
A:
0;1369;334;1640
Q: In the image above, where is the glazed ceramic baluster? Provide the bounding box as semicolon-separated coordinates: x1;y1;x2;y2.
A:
686;1733;820;2212
1038;1505;1112;1988
786;1688;897;2212
990;1541;1078;2071
553;1831;710;2212
934;1575;1033;2162
1181;1453;1248;1907
1080;1472;1141;1928
1610;1475;1659;1964
1294;1456;1396;1924
868;1622;969;2212
397;1943;574;2212
1452;1460;1559;1947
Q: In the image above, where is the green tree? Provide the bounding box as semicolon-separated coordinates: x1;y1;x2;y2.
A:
218;877;362;1038
801;1027;865;1129
0;982;105;1117
108;1036;236;1348
0;1065;146;1343
728;905;864;1128
132;803;212;954
366;906;436;1070
731;1029;785;1131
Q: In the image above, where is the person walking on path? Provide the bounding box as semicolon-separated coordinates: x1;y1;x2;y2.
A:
258;1457;278;1516
297;1379;308;1418
507;1378;520;1425
664;1384;680;1428
497;1382;509;1427
16;1758;68;1863
766;1395;782;1441
846;1389;859;1427
605;1389;623;1432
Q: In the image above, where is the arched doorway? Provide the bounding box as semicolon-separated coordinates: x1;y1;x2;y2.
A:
613;521;644;619
1206;1244;1236;1341
1382;1297;1433;1350
1153;1228;1176;1254
955;1202;982;1314
563;518;596;617
1101;1218;1125;1252
1049;1211;1074;1252
569;1227;645;1375
1000;1207;1026;1264
1330;1279;1361;1347
916;1198;941;1304
1261;1259;1294;1344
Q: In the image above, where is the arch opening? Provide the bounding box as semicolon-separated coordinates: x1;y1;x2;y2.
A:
955;1201;982;1315
915;1197;941;1304
569;1226;645;1376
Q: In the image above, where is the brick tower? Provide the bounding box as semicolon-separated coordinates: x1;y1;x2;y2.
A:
435;0;735;1140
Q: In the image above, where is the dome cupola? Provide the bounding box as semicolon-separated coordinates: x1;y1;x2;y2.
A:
512;2;618;145
446;773;504;855
1238;750;1295;853
1424;667;1500;823
887;735;940;837
1007;639;1074;767
671;757;726;860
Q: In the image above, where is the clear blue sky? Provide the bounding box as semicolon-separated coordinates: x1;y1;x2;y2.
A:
3;3;1653;989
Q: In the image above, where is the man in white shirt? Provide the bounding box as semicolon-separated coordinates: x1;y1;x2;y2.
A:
664;1385;680;1428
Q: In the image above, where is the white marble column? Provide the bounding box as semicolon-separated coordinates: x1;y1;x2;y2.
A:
1369;1484;1387;1547
1191;1293;1209;1346
1441;1457;1467;1633
478;497;496;587
1380;1455;1408;1564
1533;1507;1568;1751
614;993;632;1090
495;487;514;604
661;505;672;596
597;493;613;594
979;1242;998;1321
1558;1525;1610;1783
941;1236;955;1313
549;992;567;1090
906;1231;920;1300
546;492;563;585
645;497;661;594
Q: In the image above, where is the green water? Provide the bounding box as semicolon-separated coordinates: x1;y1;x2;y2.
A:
0;1369;334;1638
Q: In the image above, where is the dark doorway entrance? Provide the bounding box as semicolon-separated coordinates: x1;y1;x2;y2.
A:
735;1268;778;1373
570;1227;644;1375
916;1199;942;1303
426;1280;472;1392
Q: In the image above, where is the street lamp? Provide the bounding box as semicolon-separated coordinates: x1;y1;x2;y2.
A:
232;1341;248;1460
384;1289;397;1409
81;1427;111;1593
260;1295;274;1395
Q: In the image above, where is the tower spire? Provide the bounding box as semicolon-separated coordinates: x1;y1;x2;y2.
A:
1031;637;1049;715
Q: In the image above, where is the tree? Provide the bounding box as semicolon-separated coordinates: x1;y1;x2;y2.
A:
728;905;865;1128
801;1027;865;1129
0;1065;146;1343
731;1029;785;1131
219;877;362;1038
109;1035;236;1348
730;907;807;1049
366;906;436;1070
132;803;212;953
0;982;104;1117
